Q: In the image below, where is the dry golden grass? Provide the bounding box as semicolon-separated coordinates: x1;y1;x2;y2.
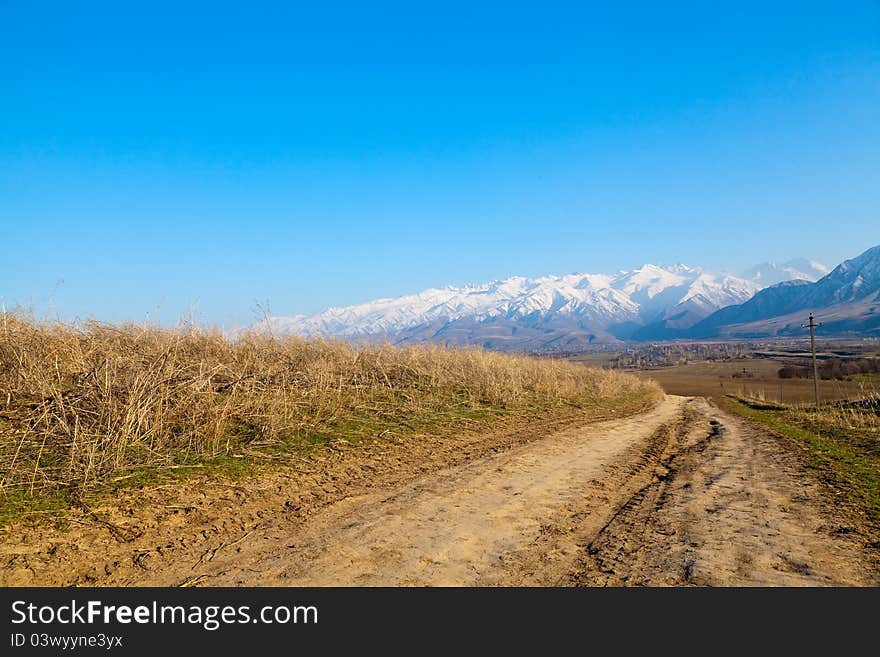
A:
811;393;880;435
0;313;659;500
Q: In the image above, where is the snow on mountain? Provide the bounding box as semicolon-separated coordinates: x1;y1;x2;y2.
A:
688;246;880;339
262;263;777;348
740;259;829;287
267;273;638;340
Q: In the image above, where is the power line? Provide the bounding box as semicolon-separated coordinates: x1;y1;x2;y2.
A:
801;313;823;408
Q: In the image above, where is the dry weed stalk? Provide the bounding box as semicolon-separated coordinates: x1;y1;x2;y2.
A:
0;312;659;497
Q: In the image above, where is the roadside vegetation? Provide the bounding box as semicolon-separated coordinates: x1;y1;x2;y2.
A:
721;394;880;529
0;313;660;522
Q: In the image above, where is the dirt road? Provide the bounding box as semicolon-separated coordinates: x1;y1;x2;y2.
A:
4;395;876;586
147;395;686;586
111;396;878;585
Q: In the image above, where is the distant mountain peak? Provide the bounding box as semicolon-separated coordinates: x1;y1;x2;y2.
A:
686;245;880;340
740;258;829;286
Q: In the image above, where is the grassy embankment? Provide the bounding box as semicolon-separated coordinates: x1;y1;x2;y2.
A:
0;314;660;524
720;394;880;529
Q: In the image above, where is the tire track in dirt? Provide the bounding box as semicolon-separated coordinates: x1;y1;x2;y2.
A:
568;398;878;586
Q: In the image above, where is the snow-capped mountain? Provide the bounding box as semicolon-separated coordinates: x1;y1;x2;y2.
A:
739;259;829;287
688;246;880;339
260;259;829;351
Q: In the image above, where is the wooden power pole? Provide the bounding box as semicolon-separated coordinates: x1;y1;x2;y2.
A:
801;313;822;408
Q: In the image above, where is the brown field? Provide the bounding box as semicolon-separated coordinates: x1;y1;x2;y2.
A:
631;358;880;404
565;351;620;367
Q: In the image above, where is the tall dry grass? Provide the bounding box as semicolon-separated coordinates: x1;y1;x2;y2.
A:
793;392;880;439
0;313;658;498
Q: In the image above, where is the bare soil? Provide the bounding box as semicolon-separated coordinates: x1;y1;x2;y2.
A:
568;397;879;585
2;395;876;586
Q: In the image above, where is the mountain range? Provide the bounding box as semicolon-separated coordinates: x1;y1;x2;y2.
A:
684;246;880;340
262;255;854;351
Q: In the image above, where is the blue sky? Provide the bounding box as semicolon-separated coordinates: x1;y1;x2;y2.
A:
2;1;878;327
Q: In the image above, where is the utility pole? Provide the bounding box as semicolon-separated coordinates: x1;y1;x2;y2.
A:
801;313;822;408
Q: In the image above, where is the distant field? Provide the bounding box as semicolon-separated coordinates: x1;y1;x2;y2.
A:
631;358;879;403
566;352;619;368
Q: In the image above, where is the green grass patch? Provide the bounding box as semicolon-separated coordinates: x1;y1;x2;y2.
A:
852;373;880;383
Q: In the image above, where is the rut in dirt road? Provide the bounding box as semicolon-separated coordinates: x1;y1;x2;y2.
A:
569;398;878;586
